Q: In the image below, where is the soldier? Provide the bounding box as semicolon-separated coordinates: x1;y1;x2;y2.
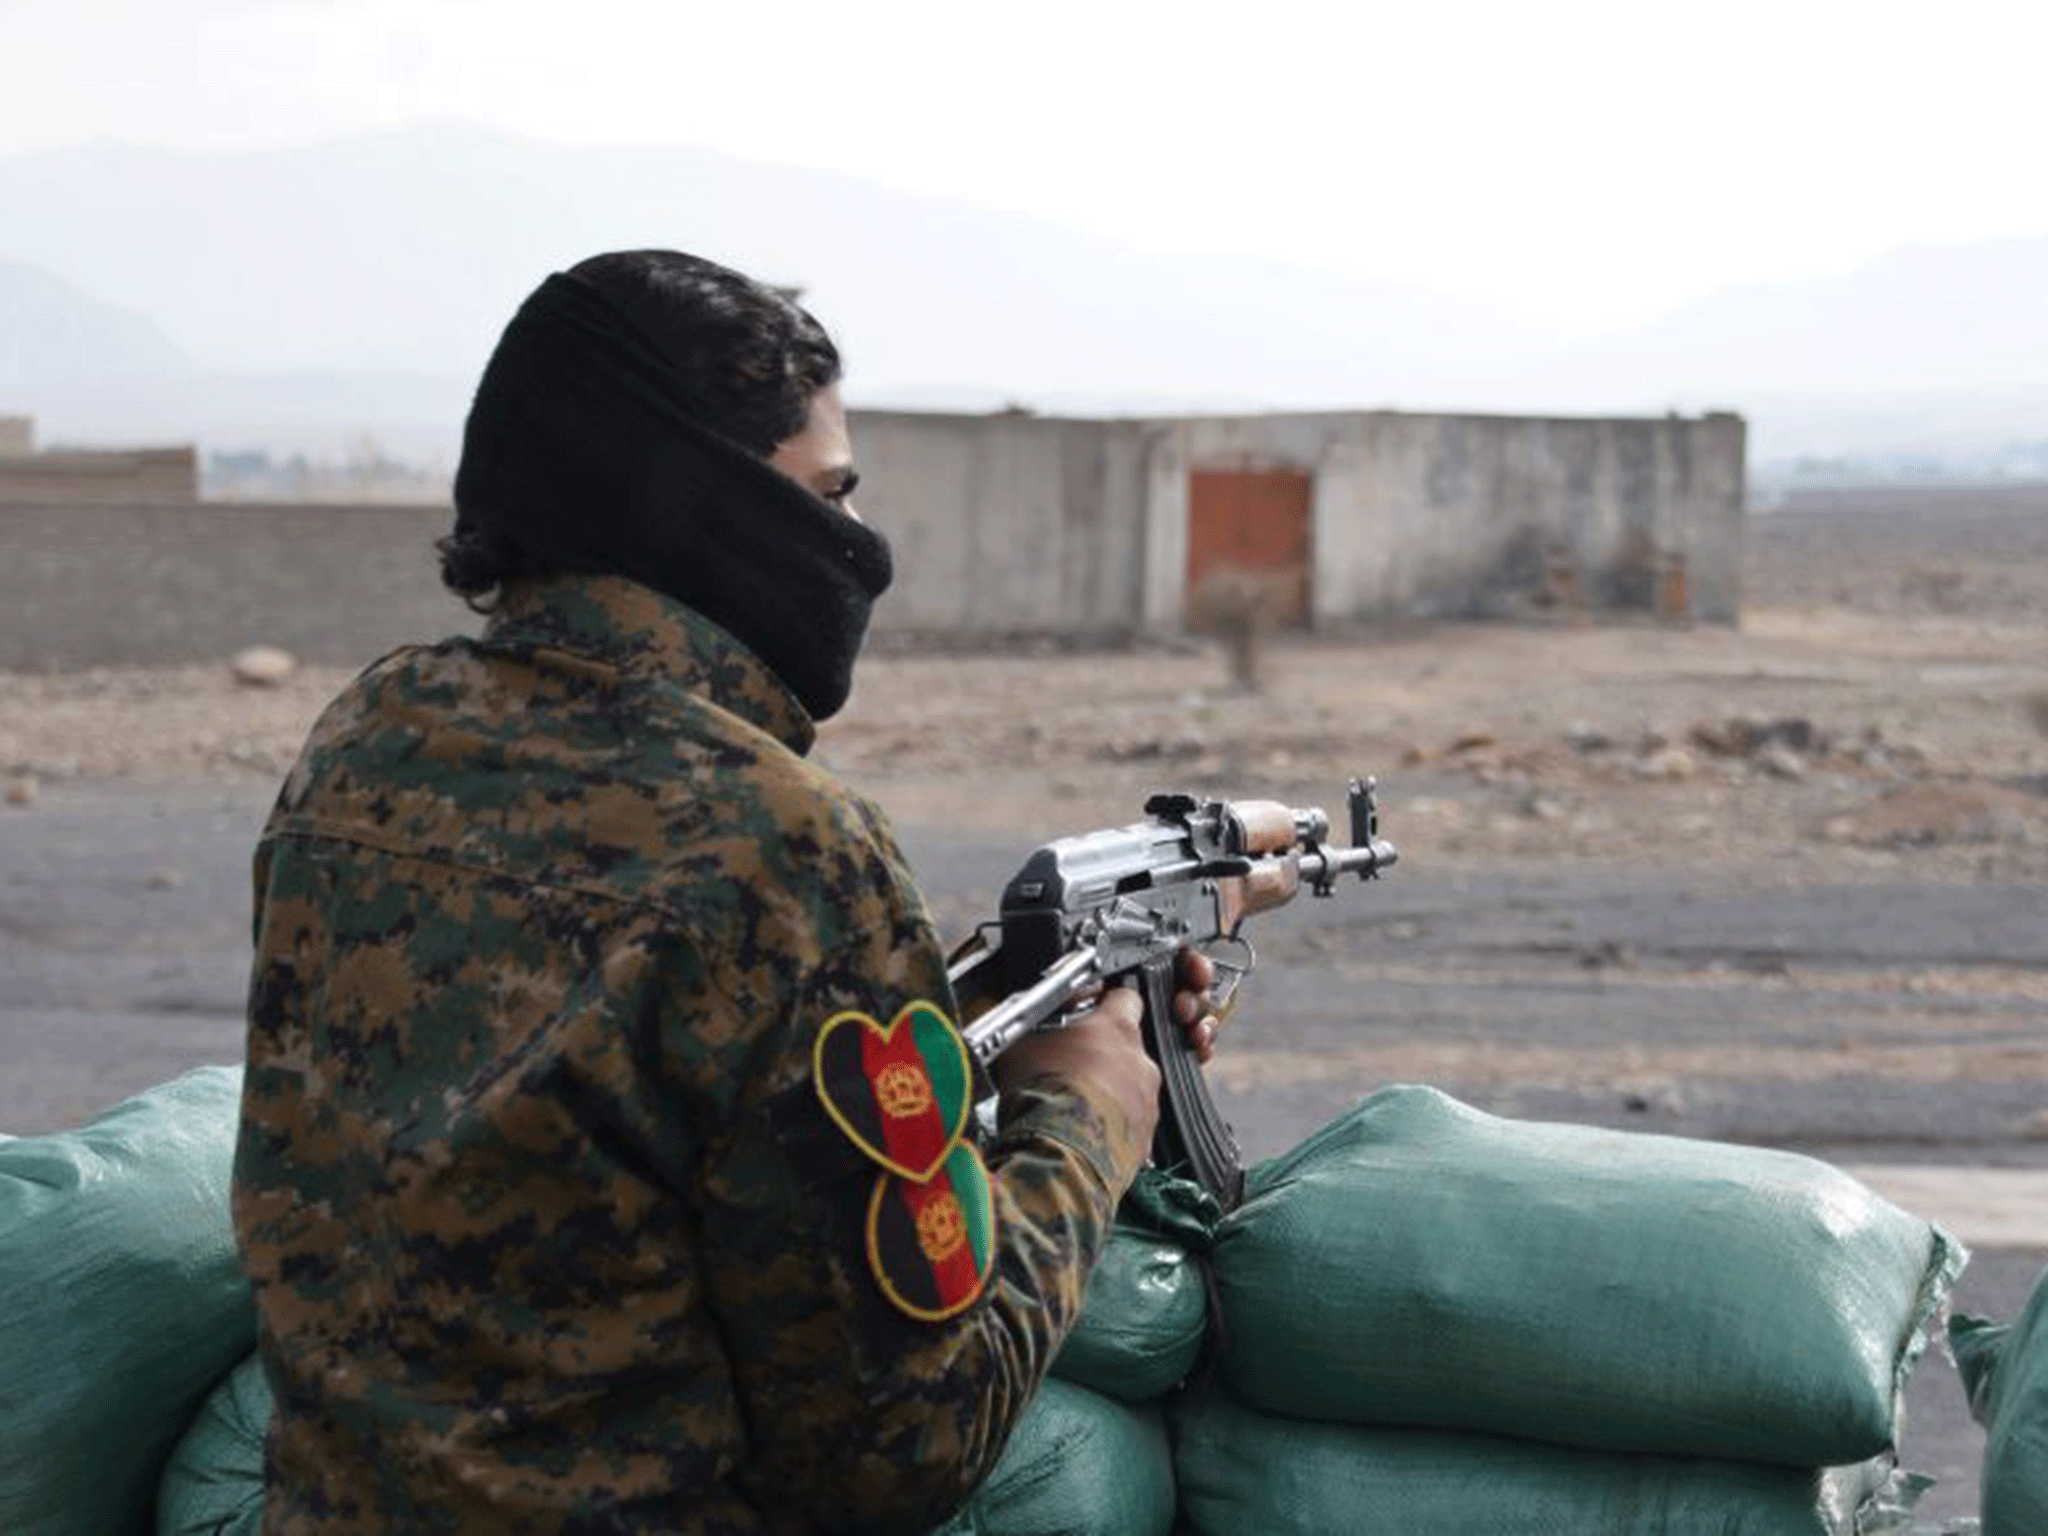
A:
233;250;1219;1534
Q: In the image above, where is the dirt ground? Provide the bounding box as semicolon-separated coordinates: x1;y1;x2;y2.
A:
8;497;2047;875
3;490;2045;1527
826;498;2048;877
4;497;2046;1129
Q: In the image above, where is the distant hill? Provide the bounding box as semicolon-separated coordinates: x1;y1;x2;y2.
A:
16;367;473;463
0;258;465;456
0;125;1543;408
0;257;192;391
1527;233;2048;402
0;124;2041;468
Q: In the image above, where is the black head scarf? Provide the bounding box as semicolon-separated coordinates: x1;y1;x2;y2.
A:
451;271;893;721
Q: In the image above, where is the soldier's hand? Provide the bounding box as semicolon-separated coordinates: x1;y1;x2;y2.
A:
995;984;1160;1151
1170;947;1221;1065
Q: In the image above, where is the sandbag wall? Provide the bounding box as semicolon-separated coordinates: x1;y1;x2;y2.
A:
1953;1263;2048;1536
0;1068;253;1536
1177;1084;1963;1534
2;1074;1971;1535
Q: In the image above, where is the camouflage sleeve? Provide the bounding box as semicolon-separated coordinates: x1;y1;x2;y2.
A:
672;787;1147;1533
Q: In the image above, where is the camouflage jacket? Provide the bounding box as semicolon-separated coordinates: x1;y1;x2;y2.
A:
233;574;1145;1535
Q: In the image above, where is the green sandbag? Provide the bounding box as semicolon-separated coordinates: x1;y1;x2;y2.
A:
1173;1385;1896;1536
0;1066;253;1536
170;1360;1174;1536
927;1378;1175;1536
1050;1170;1213;1402
157;1352;270;1536
1215;1085;1963;1467
1953;1266;2048;1536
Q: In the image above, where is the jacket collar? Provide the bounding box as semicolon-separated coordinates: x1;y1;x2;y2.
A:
484;574;816;756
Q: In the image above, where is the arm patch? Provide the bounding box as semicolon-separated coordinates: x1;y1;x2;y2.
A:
811;1000;972;1182
864;1142;996;1322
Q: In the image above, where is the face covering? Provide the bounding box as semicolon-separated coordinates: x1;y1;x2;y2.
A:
450;271;893;721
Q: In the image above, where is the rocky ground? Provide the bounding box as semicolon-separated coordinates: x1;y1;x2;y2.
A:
3;490;2045;1526
8;500;2048;882
6;496;2046;1141
826;494;2048;880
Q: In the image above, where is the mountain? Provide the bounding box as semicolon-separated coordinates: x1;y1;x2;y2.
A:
0;124;1544;417
0;123;1556;456
0;257;193;391
0;124;2041;468
1527;234;2048;403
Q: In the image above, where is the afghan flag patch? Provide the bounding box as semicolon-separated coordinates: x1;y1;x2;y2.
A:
813;1000;972;1182
865;1141;996;1321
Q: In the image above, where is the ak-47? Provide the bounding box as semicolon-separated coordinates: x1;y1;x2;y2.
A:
950;778;1397;1211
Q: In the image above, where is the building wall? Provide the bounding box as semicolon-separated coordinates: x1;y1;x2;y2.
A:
1220;410;1746;625
0;502;470;671
0;417;32;457
0;407;1746;671
0;445;199;505
864;407;1747;634
854;411;1153;635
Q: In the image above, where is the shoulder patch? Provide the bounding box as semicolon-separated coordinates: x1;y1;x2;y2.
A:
812;1001;971;1181
864;1141;995;1322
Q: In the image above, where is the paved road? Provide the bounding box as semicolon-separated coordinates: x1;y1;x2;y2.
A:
4;776;2042;1526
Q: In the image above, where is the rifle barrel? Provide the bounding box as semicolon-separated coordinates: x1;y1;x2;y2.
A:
1299;838;1399;893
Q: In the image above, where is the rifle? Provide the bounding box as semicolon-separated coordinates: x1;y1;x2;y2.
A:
949;777;1397;1211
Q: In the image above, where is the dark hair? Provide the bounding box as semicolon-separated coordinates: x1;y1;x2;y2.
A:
438;249;843;600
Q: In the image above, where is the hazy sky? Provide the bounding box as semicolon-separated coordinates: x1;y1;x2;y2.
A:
2;0;2044;327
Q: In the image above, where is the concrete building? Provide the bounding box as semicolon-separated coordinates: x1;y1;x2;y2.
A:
857;407;1746;637
0;406;1745;671
0;416;200;505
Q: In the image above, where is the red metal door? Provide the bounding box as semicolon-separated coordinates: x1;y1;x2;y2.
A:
1186;469;1312;627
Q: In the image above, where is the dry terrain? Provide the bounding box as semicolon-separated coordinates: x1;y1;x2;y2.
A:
8;498;2047;882
830;495;2048;877
4;496;2046;1133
